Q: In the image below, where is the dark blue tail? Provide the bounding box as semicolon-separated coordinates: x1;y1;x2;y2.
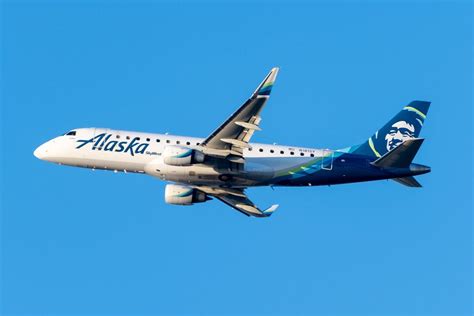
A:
352;101;430;158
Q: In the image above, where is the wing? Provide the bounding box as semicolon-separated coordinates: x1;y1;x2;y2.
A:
194;186;279;217
200;67;279;163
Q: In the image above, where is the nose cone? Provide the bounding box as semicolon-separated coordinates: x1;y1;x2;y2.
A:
34;143;48;160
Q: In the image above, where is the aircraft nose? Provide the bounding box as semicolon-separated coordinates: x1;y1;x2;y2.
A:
34;143;48;160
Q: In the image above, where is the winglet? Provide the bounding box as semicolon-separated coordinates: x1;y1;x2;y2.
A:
262;204;279;217
253;67;279;97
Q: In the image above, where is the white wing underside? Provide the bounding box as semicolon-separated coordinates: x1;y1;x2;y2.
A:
193;185;278;217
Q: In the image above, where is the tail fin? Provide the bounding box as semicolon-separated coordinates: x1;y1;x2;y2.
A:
352;101;430;158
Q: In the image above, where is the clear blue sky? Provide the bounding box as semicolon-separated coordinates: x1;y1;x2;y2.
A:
1;1;472;315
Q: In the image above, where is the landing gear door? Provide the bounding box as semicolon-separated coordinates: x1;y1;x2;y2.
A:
321;149;334;170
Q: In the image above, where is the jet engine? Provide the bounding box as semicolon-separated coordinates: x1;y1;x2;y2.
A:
162;146;205;166
164;184;208;205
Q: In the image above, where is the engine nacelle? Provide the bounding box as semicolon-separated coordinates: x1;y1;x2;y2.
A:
164;184;208;205
163;146;205;166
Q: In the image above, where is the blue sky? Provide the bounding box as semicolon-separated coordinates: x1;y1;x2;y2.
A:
1;1;472;315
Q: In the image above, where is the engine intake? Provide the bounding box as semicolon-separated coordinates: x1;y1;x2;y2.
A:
165;184;208;205
163;146;205;166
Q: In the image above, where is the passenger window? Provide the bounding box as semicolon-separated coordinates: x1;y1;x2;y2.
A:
280;150;284;154
196;142;200;146
186;141;190;145
136;137;140;141
166;140;170;143
176;140;180;144
156;139;160;142
146;138;150;142
270;149;274;153
116;135;120;139
126;136;130;140
310;153;315;157
259;148;264;152
290;151;294;155
300;152;305;156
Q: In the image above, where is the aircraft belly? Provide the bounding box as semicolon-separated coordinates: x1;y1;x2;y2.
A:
144;158;221;184
242;160;275;180
142;157;276;187
58;156;146;173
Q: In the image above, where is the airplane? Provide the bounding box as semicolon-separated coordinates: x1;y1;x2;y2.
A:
34;67;431;217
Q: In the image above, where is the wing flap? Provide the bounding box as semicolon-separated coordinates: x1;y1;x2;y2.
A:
220;138;252;149
234;121;261;131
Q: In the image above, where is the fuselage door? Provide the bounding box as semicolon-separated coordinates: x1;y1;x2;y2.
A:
79;128;101;164
321;149;334;170
92;128;103;138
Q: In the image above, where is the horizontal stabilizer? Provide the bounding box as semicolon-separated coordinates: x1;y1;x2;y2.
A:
372;138;424;168
392;176;422;187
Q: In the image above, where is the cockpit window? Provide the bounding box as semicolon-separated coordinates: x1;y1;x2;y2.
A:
65;130;76;136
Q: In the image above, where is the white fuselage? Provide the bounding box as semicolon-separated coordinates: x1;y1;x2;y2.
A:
34;127;332;187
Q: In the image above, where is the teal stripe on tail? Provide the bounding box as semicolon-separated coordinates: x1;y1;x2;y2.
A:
352;101;430;158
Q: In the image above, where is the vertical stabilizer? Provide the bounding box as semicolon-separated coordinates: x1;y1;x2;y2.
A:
352;101;430;158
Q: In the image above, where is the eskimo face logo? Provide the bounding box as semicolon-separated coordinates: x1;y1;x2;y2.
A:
384;121;415;151
76;133;149;156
